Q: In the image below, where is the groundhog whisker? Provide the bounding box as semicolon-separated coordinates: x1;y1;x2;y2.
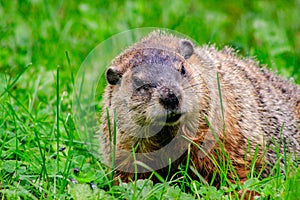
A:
182;83;203;91
186;72;202;80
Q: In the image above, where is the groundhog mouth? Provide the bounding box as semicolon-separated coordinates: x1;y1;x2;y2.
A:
154;111;182;125
166;112;182;123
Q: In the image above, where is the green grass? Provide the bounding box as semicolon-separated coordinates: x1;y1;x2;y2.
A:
1;0;300;199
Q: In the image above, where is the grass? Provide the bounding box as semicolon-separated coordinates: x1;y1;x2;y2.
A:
1;0;300;199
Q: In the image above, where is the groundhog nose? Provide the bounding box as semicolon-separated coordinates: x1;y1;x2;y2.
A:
158;87;181;110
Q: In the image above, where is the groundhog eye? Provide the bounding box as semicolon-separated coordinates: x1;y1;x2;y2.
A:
181;64;186;75
137;84;151;93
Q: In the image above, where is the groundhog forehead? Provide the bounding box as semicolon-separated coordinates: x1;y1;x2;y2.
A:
106;39;195;86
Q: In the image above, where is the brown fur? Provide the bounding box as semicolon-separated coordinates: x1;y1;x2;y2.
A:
100;31;300;186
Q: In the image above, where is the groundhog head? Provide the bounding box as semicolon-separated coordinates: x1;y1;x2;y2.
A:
104;37;202;143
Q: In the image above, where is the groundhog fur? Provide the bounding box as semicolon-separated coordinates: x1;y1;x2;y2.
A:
100;30;300;185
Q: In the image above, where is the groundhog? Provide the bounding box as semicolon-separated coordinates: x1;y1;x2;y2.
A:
100;30;300;185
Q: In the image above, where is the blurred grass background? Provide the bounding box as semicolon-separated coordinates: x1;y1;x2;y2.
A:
0;0;300;199
1;1;299;80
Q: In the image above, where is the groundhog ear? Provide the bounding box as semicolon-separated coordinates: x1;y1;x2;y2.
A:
179;39;194;59
106;66;122;85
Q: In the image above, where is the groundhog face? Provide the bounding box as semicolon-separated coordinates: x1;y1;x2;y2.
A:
105;40;201;138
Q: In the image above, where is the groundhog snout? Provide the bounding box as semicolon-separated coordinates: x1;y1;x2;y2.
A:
158;86;182;111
